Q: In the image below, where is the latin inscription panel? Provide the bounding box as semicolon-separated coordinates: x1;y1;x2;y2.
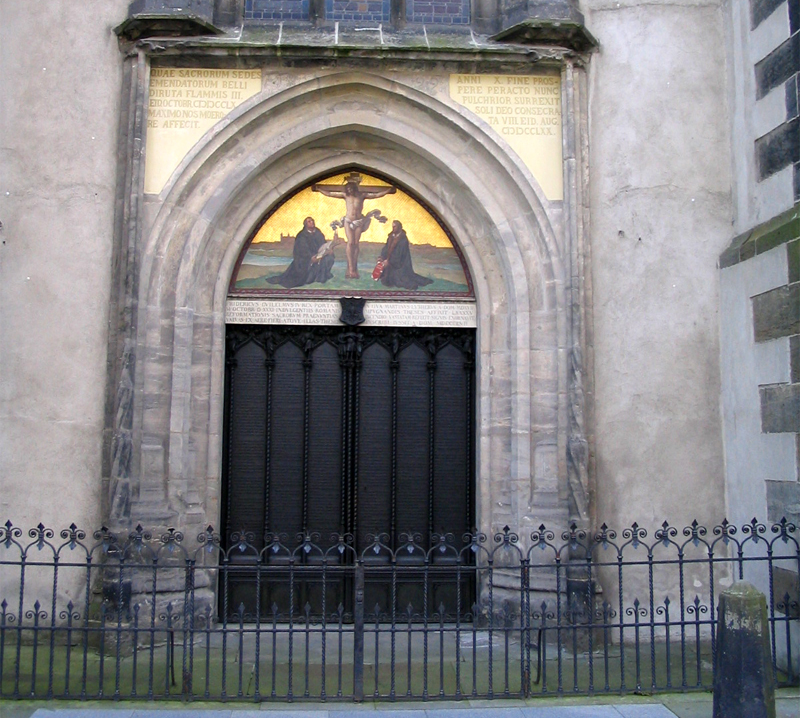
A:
144;68;262;194
449;74;563;201
226;299;477;327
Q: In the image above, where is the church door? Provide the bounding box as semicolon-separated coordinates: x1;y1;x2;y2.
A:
221;323;476;619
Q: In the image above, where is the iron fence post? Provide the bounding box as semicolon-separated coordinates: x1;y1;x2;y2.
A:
0;518;796;703
522;559;530;698
354;559;365;701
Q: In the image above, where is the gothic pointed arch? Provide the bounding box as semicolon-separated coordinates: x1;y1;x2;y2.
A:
107;70;585;541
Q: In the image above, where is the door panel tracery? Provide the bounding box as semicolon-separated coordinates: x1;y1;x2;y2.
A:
222;323;476;618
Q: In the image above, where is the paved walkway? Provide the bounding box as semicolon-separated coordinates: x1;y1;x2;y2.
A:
0;690;797;718
9;706;681;718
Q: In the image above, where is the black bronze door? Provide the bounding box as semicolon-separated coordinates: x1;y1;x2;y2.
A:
221;323;476;618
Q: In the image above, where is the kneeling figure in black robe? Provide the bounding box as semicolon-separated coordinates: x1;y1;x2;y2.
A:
267;217;334;288
379;221;433;290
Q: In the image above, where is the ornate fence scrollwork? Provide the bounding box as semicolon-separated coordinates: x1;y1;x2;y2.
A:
0;518;796;701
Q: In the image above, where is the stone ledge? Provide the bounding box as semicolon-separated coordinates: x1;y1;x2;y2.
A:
126;22;593;62
719;203;799;270
116;14;224;41
137;39;577;68
490;19;598;52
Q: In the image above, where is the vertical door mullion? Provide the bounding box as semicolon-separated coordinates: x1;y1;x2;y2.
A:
464;336;474;532
352;334;362;549
340;336;350;536
426;335;437;545
302;336;313;534
341;333;355;537
390;332;400;550
224;337;238;543
263;332;275;539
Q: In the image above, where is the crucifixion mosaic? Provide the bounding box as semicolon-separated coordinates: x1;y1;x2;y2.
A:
230;171;473;299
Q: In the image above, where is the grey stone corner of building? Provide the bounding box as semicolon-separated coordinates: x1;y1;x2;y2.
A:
490;18;598;52
719;202;800;269
116;0;225;40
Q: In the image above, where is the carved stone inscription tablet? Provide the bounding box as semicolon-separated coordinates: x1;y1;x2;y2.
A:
450;74;563;200
226;299;477;328
144;68;262;194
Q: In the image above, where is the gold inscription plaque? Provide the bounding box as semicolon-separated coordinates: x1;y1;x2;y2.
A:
449;74;563;200
144;68;262;194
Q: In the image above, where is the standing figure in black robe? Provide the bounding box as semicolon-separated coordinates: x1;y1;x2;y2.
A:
267;217;335;288
379;221;434;290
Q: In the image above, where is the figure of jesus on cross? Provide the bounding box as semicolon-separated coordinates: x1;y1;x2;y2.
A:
313;172;396;279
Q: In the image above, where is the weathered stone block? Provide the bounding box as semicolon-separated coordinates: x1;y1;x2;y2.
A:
752;284;800;342
750;0;786;30
757;219;797;255
765;479;800;525
755;116;800;180
214;0;243;26
760;383;800;433
788;239;800;284
791;336;800;383
741;237;758;261
532;392;559;429
130;567;213;594
713;582;775;718
719;245;741;269
755;37;798;100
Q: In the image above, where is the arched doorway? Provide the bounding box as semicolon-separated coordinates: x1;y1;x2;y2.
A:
221;170;478;616
105;73;580;621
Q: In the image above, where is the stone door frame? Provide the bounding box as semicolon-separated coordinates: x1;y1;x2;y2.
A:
103;56;594;548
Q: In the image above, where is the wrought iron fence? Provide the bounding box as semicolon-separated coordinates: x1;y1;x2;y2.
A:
0;518;797;702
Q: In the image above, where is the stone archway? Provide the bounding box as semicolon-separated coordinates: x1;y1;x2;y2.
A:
106;70;583;545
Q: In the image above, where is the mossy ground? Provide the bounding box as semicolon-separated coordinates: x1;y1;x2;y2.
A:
0;629;719;702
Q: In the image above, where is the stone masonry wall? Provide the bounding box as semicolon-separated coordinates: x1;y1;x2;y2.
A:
585;0;732;531
727;0;797;232
0;0;129;531
719;204;799;665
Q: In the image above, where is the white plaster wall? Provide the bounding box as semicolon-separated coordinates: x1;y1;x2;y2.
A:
719;246;795;601
720;247;795;525
584;0;733;528
0;1;126;532
725;0;794;232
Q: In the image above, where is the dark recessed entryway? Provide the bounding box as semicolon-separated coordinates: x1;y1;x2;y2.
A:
221;323;476;618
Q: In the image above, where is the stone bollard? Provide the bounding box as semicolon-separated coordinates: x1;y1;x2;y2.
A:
713;581;776;718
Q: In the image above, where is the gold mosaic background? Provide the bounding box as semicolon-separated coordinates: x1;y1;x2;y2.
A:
252;173;453;248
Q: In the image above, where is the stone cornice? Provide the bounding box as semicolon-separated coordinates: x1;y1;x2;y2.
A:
123;38;588;71
123;31;590;67
720;203;800;269
490;19;597;52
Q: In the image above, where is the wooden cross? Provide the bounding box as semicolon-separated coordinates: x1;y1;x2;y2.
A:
312;172;396;196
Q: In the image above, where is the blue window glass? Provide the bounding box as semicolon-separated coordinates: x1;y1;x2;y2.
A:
325;0;391;22
407;0;470;24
